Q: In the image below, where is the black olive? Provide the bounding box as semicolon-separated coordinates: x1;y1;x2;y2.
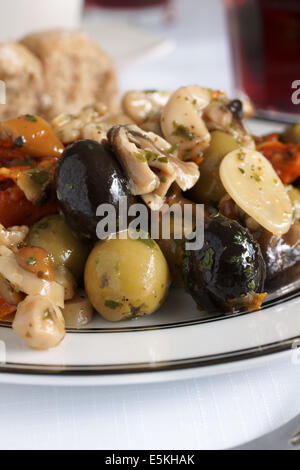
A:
257;224;300;282
182;214;266;313
227;99;244;121
55;139;137;241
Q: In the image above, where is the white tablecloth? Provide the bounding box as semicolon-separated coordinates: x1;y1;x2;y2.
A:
0;0;299;450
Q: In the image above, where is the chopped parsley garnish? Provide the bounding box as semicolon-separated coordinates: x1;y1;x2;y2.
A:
30;170;50;186
25;114;37;122
144;89;158;94
167;144;178;154
43;310;52;321
26;257;37;266
238;168;245;174
158;156;168;163
134;152;147;163
105;300;123;310
248;280;256;290
200;248;214;270
172;121;195;141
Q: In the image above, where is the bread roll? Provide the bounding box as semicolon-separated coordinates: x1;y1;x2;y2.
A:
0;42;43;120
21;30;118;120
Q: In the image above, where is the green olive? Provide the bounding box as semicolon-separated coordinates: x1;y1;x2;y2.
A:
187;131;240;204
26;215;90;281
287;185;300;221
84;234;170;322
281;123;300;144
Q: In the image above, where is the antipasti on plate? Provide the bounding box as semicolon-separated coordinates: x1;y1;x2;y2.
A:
0;31;299;363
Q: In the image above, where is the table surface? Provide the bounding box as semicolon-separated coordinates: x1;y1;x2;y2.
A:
0;0;299;450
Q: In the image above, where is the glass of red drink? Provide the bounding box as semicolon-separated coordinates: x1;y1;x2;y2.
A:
225;0;300;121
85;0;170;10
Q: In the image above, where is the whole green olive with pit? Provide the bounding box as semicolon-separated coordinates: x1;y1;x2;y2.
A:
182;214;266;313
26;214;89;282
55;139;137;241
187;131;240;205
84;233;170;322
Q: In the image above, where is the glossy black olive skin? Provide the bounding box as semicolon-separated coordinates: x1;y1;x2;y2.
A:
55;139;137;241
227;99;244;121
182;214;266;313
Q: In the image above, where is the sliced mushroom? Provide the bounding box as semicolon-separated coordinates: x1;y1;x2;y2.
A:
51;103;108;144
52;102;134;145
0;246;64;308
82;112;134;143
0;224;28;249
54;265;76;301
204;99;255;149
12;295;65;350
161;86;212;160
108;124;200;210
161;86;255;161
122;90;171;134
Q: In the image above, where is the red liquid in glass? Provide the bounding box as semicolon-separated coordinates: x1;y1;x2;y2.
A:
226;0;300;116
85;0;170;9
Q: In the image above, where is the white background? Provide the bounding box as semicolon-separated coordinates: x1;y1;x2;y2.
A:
0;0;299;450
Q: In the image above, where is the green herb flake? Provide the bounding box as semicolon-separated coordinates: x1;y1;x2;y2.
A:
248;280;256;290
30;170;50;186
25;114;37;122
172;121;195;141
158;156;168;163
160;176;167;183
238;168;245;174
35;222;48;231
43;310;53;321
105;300;123;310
8;284;14;293
145;150;159;161
167;144;178;154
26;256;37;266
67;183;74;190
200;248;214;271
134;152;147;163
144;89;158;94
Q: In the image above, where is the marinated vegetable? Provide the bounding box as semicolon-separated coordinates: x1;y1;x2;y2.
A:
220;148;293;236
12;295;65;350
55;139;137;241
187;131;240;204
258;222;300;281
183;215;266;313
281;123;300;145
63;290;93;328
84;233;170;322
26;214;89;281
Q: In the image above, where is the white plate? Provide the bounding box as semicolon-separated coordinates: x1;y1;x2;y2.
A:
0;119;299;386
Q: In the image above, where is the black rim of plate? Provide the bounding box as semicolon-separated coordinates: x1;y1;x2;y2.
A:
0;289;299;377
